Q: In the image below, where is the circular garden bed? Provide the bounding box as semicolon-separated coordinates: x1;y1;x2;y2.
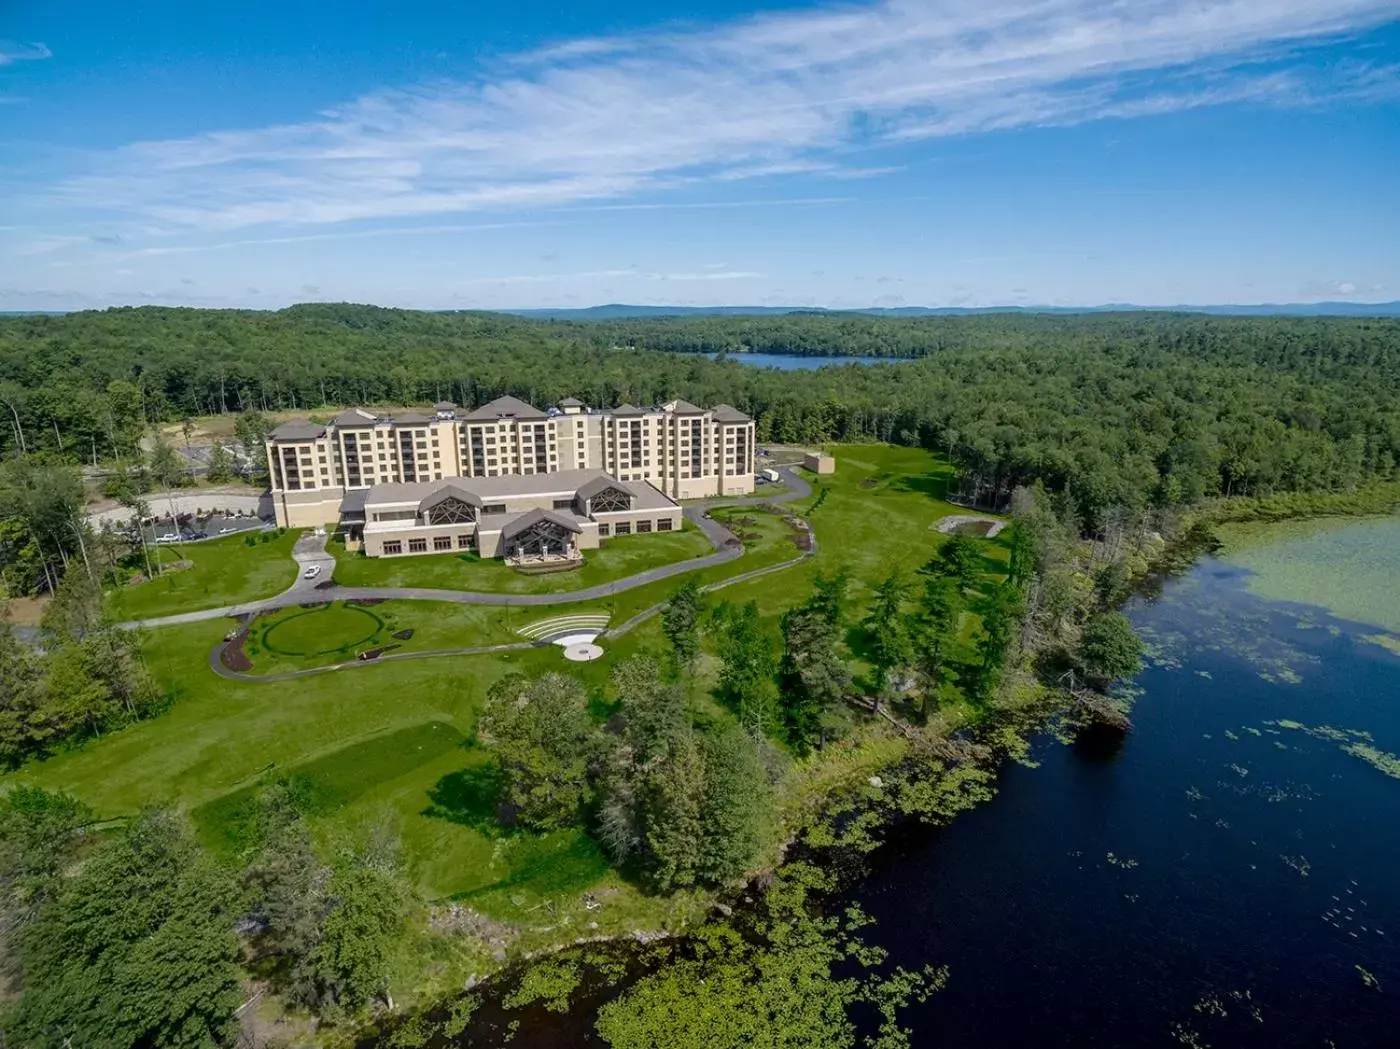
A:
260;603;386;657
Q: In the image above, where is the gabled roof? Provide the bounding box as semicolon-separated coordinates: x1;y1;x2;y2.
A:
434;400;456;409
417;483;483;513
575;475;633;505
464;395;547;421
500;507;583;540
332;408;377;428
269;419;326;441
558;396;585;407
610;403;648;416
662;398;705;415
711;403;752;423
393;411;433;425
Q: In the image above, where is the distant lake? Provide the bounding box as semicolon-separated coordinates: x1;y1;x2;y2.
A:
704;352;913;370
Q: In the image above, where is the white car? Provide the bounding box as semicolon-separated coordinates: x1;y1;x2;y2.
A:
219;526;236;535
302;564;322;580
155;533;181;544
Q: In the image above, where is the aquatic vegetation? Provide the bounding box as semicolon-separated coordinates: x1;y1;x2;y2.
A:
1218;517;1400;633
1362;633;1400;657
501;957;583;1013
1356;965;1381;990
1279;855;1311;879
1105;852;1139;870
1342;743;1400;780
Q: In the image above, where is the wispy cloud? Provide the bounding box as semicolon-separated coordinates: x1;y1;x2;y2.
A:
44;0;1400;234
0;41;51;65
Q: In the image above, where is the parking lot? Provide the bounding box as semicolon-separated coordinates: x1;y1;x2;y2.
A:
141;514;270;545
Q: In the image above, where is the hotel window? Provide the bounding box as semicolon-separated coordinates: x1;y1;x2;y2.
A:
658;518;673;531
383;540;402;555
597;523;610;537
637;519;652;533
433;536;453;552
615;521;631;536
457;534;474;549
408;537;427;553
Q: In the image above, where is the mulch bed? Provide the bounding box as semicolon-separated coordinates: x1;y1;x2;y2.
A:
391;628;414;640
314;580;339;590
347;597;386;607
220;638;253;672
859;478;879;489
358;643;402;661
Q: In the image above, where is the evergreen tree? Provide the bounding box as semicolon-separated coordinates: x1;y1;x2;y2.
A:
714;602;779;737
206;439;236;484
478;673;596;830
778;606;849;751
935;534;983;592
862;570;912;693
808;567;849;627
696;726;771;884
1079;612;1145;687
12;810;244;1048
644;733;708;892
311;862;407;1013
912;576;963;714
660;578;705;680
148;436;188;491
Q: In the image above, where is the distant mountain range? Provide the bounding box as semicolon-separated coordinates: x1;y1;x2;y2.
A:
508;301;1400;320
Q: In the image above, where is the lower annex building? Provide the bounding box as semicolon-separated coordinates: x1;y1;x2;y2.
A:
264;395;755;559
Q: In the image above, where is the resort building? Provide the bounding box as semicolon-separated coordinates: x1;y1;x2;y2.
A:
265;395;755;555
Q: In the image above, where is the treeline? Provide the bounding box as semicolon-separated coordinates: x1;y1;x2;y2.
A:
0;784;413;1045
0;572;165;764
3;304;1400;526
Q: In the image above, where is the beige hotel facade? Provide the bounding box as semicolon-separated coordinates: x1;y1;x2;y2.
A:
265;395;755;558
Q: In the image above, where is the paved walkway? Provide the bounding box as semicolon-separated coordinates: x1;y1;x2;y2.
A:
124;469;815;630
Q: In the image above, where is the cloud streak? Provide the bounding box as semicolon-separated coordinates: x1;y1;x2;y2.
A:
0;41;51;65
46;0;1400;234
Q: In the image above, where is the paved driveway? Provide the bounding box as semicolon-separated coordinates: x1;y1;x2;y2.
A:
286;532;337;593
121;468;817;629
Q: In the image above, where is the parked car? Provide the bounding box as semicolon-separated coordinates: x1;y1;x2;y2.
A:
302;564;322;579
218;526;236;535
155;533;181;544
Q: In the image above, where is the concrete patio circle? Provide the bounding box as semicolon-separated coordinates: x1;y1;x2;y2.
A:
563;642;604;662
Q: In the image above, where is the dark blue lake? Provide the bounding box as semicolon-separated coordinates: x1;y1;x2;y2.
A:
851;542;1400;1047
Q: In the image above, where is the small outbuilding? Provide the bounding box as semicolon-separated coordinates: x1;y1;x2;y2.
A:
803;451;836;475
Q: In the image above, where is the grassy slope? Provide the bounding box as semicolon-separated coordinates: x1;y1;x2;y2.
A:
106;530;300;619
15;446;997;972
330;522;714;593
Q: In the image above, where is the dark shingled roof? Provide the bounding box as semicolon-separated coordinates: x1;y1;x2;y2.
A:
500;507;583;540
711;403;752;423
664;399;705;415
269;419;326;441
558;396;585;407
417;483;484;513
393;411;433;425
575;475;633;506
434;401;456;410
610;403;648;416
332;408;377;428
464;395;547;421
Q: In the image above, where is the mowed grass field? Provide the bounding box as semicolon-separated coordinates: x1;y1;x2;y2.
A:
330;521;715;593
242;600;525;675
17;446;999;932
106;529;300;620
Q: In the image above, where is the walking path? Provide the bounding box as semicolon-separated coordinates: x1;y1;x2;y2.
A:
131;468;813;629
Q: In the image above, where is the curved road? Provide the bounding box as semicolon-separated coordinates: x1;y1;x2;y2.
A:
129;468;814;631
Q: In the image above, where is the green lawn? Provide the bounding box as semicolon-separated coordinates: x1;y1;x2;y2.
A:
23;445;1004;929
106;530;300;620
241;600;521;675
330;521;714;593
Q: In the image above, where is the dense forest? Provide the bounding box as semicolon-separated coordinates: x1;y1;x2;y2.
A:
2;304;1399;527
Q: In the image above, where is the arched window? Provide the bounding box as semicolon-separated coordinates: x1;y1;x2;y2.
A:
424;496;477;525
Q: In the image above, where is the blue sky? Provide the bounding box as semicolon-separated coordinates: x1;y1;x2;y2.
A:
2;0;1398;311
